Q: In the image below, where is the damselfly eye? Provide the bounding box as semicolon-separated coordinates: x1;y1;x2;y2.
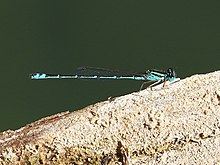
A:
167;68;176;78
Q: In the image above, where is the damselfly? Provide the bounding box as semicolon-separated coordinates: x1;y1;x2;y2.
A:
30;67;176;90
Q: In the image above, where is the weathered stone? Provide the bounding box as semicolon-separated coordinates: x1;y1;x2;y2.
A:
0;70;220;164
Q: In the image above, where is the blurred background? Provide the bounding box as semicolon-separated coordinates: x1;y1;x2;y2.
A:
0;1;220;132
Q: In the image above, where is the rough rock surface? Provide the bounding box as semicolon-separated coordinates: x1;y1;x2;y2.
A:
0;70;220;165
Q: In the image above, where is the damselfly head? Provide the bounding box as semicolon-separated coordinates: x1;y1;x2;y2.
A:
167;68;176;81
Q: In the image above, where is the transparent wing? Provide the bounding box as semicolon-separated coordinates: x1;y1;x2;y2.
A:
74;66;146;77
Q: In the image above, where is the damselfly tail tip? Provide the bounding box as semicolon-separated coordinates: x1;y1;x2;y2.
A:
29;73;46;79
29;73;38;79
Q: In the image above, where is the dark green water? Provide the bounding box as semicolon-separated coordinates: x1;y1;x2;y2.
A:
0;1;220;132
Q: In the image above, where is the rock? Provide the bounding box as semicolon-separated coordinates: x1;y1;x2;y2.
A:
0;70;220;164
